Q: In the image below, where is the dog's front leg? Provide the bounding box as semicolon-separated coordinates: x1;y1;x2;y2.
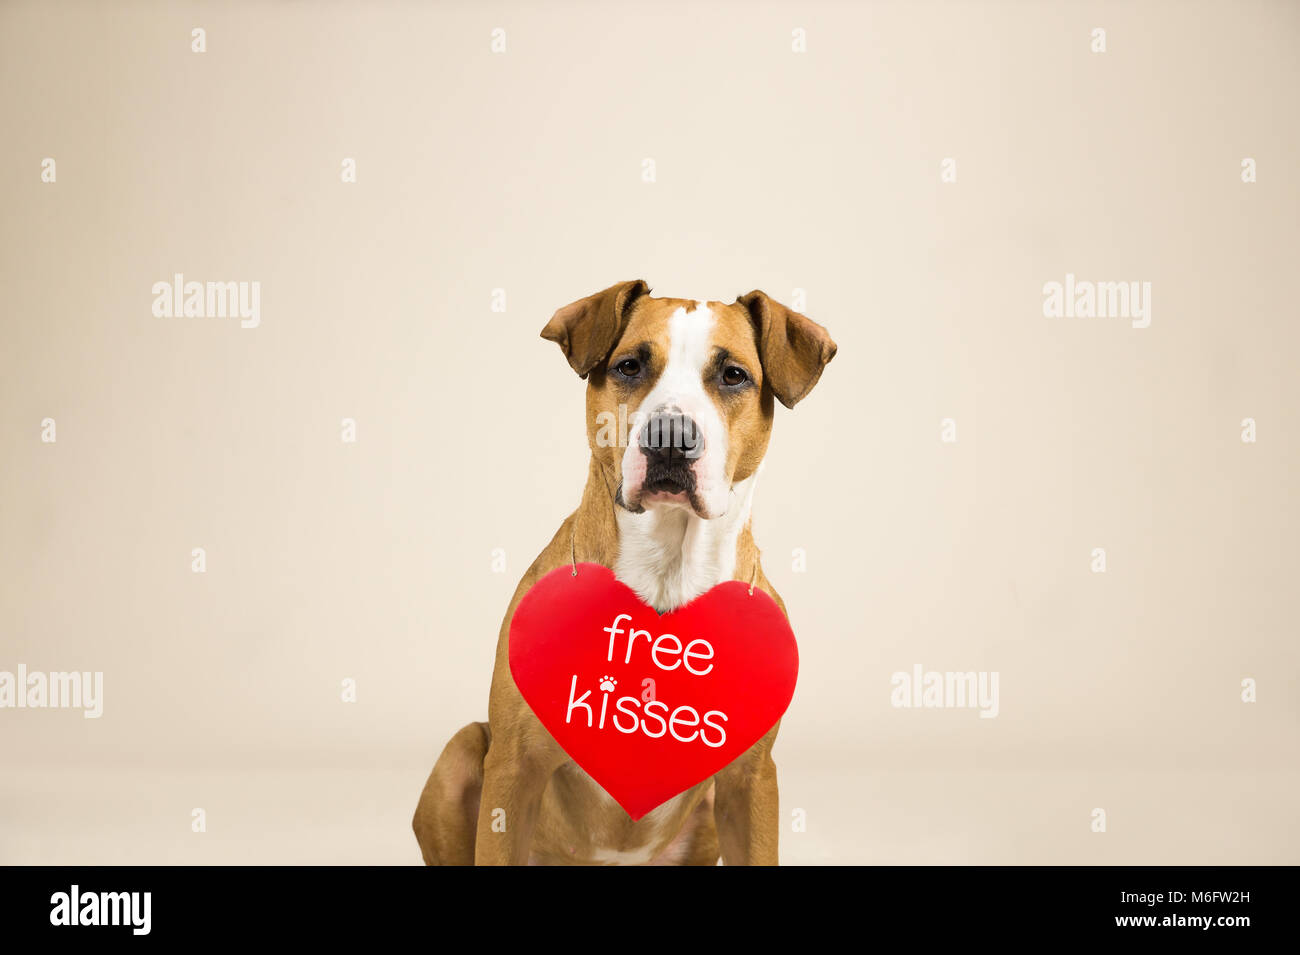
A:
713;729;781;866
474;735;561;865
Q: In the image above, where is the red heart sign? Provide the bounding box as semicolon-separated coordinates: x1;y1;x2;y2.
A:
509;563;798;820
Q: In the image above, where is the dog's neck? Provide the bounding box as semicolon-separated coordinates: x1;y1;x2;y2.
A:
608;472;759;614
574;457;761;612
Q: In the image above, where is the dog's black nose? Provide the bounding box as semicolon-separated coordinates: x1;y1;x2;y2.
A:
638;412;703;463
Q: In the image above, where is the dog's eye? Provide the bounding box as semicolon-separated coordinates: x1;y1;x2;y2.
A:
615;358;641;378
721;365;749;386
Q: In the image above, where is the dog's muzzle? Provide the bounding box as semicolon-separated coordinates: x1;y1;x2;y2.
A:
638;411;703;495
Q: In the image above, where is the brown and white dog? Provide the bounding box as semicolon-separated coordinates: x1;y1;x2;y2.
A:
412;281;835;865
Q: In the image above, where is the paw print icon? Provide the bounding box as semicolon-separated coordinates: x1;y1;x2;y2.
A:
598;675;617;692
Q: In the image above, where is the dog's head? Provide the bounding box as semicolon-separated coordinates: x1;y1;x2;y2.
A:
541;280;836;519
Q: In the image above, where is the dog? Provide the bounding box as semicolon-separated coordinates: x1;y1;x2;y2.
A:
412;281;835;865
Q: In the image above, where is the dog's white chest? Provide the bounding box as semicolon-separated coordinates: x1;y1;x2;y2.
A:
613;474;757;612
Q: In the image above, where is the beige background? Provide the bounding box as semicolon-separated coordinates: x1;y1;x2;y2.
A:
1;0;1297;864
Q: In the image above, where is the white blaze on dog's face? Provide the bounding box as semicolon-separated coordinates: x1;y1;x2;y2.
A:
540;281;836;521
615;301;736;518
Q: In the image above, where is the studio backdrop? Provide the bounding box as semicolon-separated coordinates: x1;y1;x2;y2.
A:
1;0;1296;864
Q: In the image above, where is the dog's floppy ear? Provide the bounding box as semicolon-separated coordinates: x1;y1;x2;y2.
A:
541;280;650;378
737;290;837;408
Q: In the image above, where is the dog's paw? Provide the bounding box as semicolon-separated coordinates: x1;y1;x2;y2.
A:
599;675;617;692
